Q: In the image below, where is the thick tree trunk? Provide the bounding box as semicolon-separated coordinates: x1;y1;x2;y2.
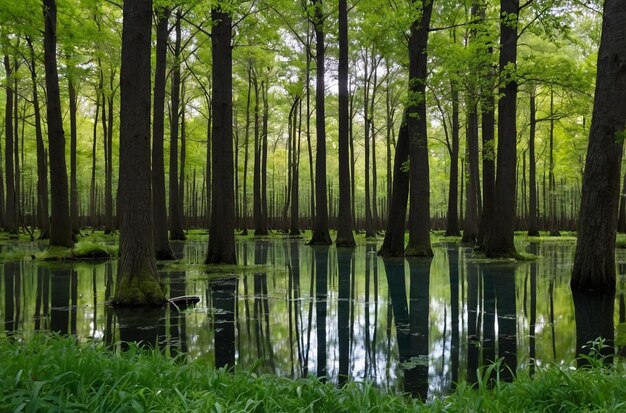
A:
114;0;164;306
27;38;50;239
309;0;331;245
572;0;626;293
405;0;433;257
206;5;236;264
169;11;186;241
3;54;17;235
43;0;74;248
378;113;409;257
152;7;175;260
485;0;519;258
335;0;355;247
528;88;539;236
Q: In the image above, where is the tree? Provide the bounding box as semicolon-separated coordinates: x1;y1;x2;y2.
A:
484;0;519;258
113;0;165;306
309;0;331;245
43;0;74;248
335;0;355;247
405;0;434;257
152;6;175;260
3;52;17;235
572;0;626;293
206;3;236;264
169;10;186;241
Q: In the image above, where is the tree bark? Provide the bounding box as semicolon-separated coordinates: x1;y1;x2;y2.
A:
485;0;519;258
462;97;480;243
378;113;408;257
206;5;236;264
68;72;79;235
114;0;164;306
335;0;355;247
152;7;175;260
309;0;331;245
43;0;74;248
3;54;17;235
572;0;626;293
169;11;186;241
26;38;50;239
405;0;433;257
445;83;460;236
527;87;539;236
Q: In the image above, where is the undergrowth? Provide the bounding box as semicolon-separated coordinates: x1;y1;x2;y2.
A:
1;335;625;412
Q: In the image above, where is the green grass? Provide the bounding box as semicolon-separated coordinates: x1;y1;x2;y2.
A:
1;335;626;412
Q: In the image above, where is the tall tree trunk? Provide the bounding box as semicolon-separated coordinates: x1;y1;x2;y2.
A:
104;71;115;233
528;87;539;236
445;83;460;236
91;82;100;228
252;71;265;235
572;0;626;292
405;0;434;257
43;0;74;248
242;65;252;235
180;83;187;230
485;0;519;258
336;0;355;246
363;49;373;238
169;11;186;241
152;7;175;260
548;88;560;236
27;38;50;239
114;0;164;306
290;97;302;235
261;80;269;232
378;113;409;257
462;98;480;243
68;72;79;235
309;0;331;245
206;5;236;264
3;54;17;235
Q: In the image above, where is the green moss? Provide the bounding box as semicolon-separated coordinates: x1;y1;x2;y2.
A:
112;269;165;306
72;241;117;259
36;246;75;261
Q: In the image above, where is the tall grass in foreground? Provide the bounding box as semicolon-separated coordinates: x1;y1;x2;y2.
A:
1;335;625;412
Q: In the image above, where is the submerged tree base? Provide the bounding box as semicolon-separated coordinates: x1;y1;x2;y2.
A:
111;270;166;307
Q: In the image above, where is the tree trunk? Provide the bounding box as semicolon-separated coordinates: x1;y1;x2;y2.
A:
104;72;115;233
152;7;175;260
405;0;433;257
26;38;50;239
290;96;302;235
242;64;252;235
68;72;79;235
363;49;373;238
572;0;626;293
169;11;186;241
43;0;74;248
206;5;236;264
335;0;355;247
114;0;164;306
548;88;560;236
485;0;519;258
445;83;460;236
261;80;269;232
3;54;17;235
378;113;409;257
462;98;480;243
309;0;331;245
528;87;539;236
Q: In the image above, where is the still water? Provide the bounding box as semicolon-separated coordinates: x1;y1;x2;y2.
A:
1;237;623;399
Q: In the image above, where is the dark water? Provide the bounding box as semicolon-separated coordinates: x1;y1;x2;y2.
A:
1;237;624;399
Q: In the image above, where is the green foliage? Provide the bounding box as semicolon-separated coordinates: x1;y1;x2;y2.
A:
2;335;626;412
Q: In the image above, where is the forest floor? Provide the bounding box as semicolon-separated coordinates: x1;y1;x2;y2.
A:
1;334;624;412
